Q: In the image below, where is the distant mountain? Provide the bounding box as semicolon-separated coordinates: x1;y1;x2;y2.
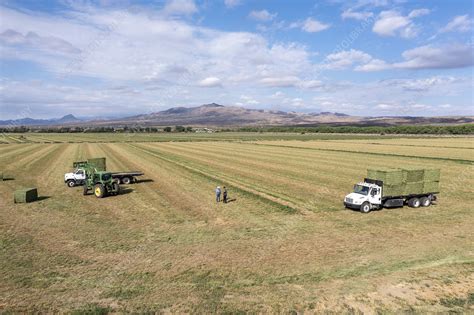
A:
0;114;81;126
1;105;472;127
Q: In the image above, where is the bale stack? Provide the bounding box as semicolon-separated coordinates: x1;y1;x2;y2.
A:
367;167;440;196
87;158;106;171
14;188;38;203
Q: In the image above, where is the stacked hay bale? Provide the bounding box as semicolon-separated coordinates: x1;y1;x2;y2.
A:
367;168;440;196
87;158;106;171
14;188;38;203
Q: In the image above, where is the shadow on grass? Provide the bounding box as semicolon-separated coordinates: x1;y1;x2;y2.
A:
224;198;237;203
136;178;154;184
119;188;134;195
37;196;51;201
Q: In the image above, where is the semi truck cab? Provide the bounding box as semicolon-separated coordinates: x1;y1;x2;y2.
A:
344;182;382;213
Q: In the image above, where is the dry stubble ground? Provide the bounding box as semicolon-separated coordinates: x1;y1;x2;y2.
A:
0;134;473;313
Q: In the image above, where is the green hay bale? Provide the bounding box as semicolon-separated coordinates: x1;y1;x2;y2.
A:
383;184;405;196
14;188;38;203
402;168;425;183
404;182;424;195
88;158;106;171
367;168;404;185
423;168;441;182
423;181;440;193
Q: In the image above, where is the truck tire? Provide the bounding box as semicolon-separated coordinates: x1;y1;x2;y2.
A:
360;202;371;213
420;197;431;207
121;177;131;185
94;184;106;198
67;180;76;188
408;197;421;208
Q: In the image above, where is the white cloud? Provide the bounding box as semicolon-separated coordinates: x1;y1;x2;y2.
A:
394;44;474;70
260;76;300;87
0;29;81;54
301;18;330;33
355;58;390;71
224;0;241;8
372;9;429;38
324;49;372;69
383;76;458;92
249;10;276;22
198;77;222;87
240;94;259;105
341;9;373;20
441;15;473;33
162;0;198;16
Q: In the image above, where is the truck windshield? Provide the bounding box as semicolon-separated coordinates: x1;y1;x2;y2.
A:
354;185;370;195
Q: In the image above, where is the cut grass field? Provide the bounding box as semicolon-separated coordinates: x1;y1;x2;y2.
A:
0;134;473;313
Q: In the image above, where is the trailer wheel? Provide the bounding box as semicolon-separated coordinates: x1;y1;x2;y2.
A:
67;180;76;188
420;197;431;207
94;184;106;198
360;202;371;213
121;177;131;185
408;198;420;208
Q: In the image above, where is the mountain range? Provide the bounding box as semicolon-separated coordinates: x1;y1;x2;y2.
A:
1;104;473;127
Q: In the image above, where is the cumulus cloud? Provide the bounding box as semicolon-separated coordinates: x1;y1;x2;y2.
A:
198;77;222;87
301;18;330;33
260;76;300;87
372;9;429;38
249;10;276;22
224;0;241;8
162;0;198;16
322;49;389;71
341;9;373;20
393;44;474;70
441;15;473;33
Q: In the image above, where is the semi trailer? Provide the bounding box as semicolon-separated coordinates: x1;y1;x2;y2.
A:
344;168;440;213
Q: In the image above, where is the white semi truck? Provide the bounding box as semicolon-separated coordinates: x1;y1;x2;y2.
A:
344;178;438;213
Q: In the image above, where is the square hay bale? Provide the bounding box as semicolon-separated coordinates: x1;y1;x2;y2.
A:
383;184;405;196
88;158;106;171
402;168;425;183
423;181;440;193
404;182;424;195
367;168;404;185
424;168;441;182
14;188;38;203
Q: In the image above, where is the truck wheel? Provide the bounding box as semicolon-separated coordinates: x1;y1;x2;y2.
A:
83;185;88;195
121;177;131;185
94;184;105;198
67;180;76;188
112;182;120;195
360;202;371;213
420;197;431;207
408;198;421;208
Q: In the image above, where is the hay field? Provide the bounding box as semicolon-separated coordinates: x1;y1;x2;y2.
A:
0;134;473;313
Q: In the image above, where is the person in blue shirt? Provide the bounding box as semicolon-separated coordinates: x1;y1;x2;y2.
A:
215;186;221;203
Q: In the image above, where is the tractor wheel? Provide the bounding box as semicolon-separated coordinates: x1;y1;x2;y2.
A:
94;184;106;198
360;202;371;213
121;177;131;185
67;180;75;188
408;198;421;208
112;182;120;195
420;197;431;207
83;185;88;195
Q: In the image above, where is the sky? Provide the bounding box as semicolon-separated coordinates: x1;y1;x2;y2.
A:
0;0;473;119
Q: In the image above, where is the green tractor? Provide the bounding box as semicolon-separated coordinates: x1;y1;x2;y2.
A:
83;170;120;198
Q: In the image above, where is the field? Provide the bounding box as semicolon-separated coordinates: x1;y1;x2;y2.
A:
0;133;473;313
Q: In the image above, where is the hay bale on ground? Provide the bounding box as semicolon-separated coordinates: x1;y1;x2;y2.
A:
14;188;38;203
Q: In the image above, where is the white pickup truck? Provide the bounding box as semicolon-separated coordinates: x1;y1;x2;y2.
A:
64;168;144;187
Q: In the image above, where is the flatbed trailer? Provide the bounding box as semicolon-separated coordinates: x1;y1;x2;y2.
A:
65;168;144;187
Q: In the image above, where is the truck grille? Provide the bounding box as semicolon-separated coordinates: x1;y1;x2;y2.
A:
346;197;353;203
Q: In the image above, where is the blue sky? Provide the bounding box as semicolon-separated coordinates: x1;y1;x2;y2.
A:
0;0;473;119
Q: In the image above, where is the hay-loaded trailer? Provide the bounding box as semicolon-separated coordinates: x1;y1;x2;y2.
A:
64;157;143;187
344;168;440;213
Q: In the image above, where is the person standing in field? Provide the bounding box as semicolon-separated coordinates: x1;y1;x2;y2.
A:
215;186;221;203
223;186;228;203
